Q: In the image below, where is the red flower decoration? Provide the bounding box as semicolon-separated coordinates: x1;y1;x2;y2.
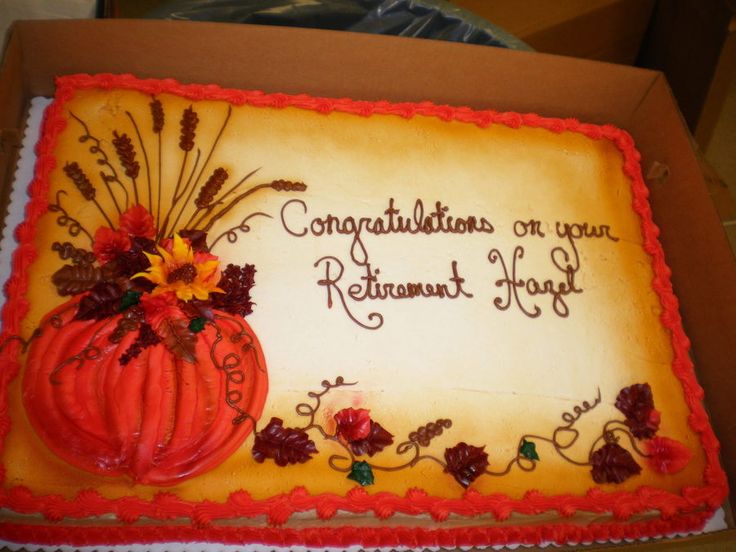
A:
139;292;185;330
645;436;692;474
615;383;660;439
93;226;131;263
349;421;394;457
334;408;371;442
252;417;317;466
120;204;156;239
444;442;489;488
590;443;641;484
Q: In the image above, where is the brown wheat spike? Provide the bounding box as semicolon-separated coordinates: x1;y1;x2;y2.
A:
63;162;96;200
112;131;140;179
195;168;229;209
179;106;199;151
150;98;164;133
270;179;307;192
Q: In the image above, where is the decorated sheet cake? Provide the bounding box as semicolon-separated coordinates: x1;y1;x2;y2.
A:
0;73;727;548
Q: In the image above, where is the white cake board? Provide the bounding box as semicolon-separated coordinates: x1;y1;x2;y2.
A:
0;97;727;551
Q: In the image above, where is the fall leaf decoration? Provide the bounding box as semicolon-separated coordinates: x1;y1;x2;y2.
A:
519;439;540;461
615;383;660;439
348;461;375;486
209;264;256;317
444;442;489;488
348;421;394;457
590;442;641;484
157;317;197;364
51;264;103;296
178;229;209;252
74;282;124;321
644;436;692;474
252;417;318;466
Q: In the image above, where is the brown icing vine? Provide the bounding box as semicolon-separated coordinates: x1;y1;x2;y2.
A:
48;191;94;245
254;380;688;489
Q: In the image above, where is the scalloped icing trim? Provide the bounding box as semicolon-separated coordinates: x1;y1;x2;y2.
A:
0;73;728;548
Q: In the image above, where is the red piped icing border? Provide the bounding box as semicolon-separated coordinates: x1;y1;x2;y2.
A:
0;73;728;547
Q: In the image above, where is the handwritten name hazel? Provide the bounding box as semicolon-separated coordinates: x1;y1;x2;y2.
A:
279;198;619;329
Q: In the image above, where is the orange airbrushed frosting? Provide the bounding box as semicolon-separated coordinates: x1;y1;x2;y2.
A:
23;300;267;485
0;73;728;549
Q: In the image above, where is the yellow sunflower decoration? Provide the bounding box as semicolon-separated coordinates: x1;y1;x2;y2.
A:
135;234;223;301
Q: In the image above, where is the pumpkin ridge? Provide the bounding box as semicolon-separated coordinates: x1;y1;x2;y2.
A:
72;325;109;442
151;343;180;467
150;321;232;472
161;340;200;455
24;305;121;475
54;318;114;444
110;328;149;474
130;338;170;481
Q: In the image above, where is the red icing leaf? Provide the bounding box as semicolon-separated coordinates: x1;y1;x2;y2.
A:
74;282;124;321
334;408;371;441
93;226;131;263
444;442;489;488
120;204;156;239
140;292;186;330
590;443;641;484
615;383;660;439
252;417;317;466
645;436;692;474
349;421;394;457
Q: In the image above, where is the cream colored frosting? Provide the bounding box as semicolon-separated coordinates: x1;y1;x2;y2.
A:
7;89;704;506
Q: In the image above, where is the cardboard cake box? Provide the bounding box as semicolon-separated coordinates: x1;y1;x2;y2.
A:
0;19;735;549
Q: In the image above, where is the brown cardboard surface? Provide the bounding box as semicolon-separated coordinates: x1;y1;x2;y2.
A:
454;0;655;64
0;18;734;548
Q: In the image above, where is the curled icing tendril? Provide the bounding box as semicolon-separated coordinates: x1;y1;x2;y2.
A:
328;418;451;474
208;314;266;426
69;111;128;213
209;212;273;251
0;302;80;359
48;191;93;245
49;315;115;384
589;420;650;460
484;388;604;477
206;319;249;426
295;376;357;437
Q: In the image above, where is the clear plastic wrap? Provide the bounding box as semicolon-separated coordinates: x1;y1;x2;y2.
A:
146;0;530;50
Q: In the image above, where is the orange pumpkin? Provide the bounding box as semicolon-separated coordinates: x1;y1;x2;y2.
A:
23;299;268;485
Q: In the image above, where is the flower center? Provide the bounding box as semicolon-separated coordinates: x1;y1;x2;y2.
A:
167;263;197;284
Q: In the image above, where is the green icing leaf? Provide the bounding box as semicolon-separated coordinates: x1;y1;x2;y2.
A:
347;461;374;486
118;290;142;312
519;439;540;461
188;317;207;333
